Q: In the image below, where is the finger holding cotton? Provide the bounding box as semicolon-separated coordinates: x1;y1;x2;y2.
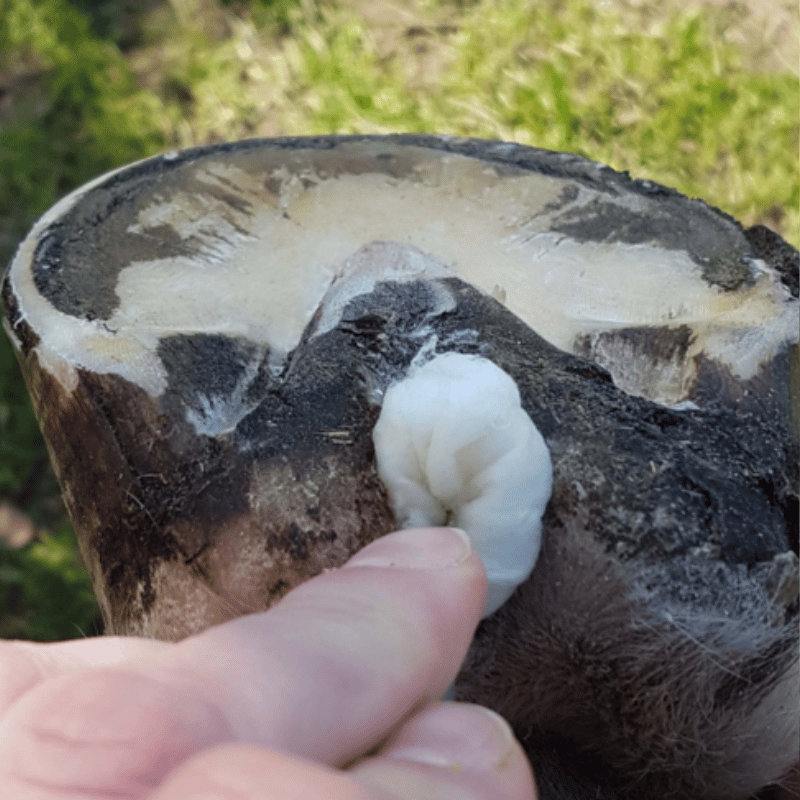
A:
372;353;553;617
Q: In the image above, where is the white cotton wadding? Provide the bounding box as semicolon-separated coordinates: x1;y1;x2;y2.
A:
372;352;553;617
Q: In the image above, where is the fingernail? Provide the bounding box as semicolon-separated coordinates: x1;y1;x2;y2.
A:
344;527;472;570
387;703;515;772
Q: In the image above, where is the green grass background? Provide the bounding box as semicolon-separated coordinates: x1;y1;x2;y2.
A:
0;0;797;640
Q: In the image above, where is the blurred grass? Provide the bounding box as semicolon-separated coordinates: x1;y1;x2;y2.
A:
0;0;797;640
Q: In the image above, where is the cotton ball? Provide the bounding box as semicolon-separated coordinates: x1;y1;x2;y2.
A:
372;352;553;617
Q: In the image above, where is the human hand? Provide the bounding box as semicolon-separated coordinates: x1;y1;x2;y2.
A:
0;527;536;799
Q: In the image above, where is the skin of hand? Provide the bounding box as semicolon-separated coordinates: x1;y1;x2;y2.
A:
0;526;537;800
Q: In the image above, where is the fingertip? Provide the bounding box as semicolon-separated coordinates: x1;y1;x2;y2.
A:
344;526;476;570
341;527;488;624
384;702;518;774
353;702;537;800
